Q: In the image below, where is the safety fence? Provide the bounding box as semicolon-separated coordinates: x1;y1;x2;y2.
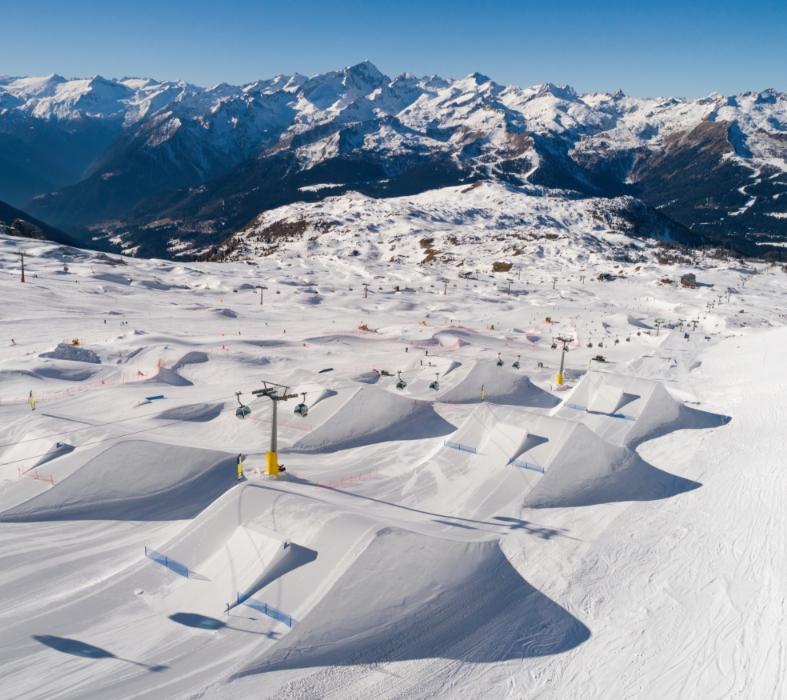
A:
444;440;478;455
144;546;189;578
17;467;55;485
509;459;545;474
234;593;294;627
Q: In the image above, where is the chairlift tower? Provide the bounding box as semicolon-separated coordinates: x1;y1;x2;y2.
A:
19;251;25;283
252;381;298;477
255;285;268;306
554;336;572;386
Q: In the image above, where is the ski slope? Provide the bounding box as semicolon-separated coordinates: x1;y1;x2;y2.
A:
0;232;784;699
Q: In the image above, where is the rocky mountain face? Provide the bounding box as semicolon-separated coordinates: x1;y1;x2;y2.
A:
0;199;71;243
1;63;785;259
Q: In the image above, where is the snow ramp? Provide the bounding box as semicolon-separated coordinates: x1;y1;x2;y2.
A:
0;440;236;522
145;485;379;620
554;371;729;447
407;404;699;512
236;527;590;675
437;360;558;407
291;386;454;453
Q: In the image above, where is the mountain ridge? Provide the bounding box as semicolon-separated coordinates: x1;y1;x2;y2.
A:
1;62;785;260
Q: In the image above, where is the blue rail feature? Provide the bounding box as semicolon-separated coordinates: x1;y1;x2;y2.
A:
144;546;189;578
234;593;294;627
509;459;545;474
444;440;477;454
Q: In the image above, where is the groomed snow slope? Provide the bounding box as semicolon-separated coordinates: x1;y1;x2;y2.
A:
1;440;236;521
291;385;454;452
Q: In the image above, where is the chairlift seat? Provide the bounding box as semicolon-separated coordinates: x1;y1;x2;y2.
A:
235;406;252;419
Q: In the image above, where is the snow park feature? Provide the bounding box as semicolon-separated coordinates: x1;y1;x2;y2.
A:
0;212;784;700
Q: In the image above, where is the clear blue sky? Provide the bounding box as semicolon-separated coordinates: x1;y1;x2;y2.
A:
1;0;785;96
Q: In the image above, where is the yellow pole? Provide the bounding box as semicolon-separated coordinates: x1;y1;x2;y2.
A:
265;450;279;477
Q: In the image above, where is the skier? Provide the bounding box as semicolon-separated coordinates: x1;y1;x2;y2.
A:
28;390;36;411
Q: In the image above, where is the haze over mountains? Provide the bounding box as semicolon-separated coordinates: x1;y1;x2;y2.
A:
1;61;786;259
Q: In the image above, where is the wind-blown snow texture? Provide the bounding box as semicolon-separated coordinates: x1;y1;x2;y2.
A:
1;63;786;258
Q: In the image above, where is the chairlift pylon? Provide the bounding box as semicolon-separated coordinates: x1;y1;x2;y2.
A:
235;392;252;419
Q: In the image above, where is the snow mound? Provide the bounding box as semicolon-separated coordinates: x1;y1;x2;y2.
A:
155;402;224;422
238;527;590;675
33;366;97;381
31;442;75;467
407;404;700;511
39;343;101;364
291;386;454;453
213;307;238;318
438;360;558;407
555;372;730;447
0;440;236;521
172;351;209;370
147;367;193;386
351;370;380;384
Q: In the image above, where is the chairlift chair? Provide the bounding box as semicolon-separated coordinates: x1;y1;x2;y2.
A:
512;355;521;369
235;392;252;419
293;393;309;418
496;353;504;367
395;371;407;390
428;373;440;391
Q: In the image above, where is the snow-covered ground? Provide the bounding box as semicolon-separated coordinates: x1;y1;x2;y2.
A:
0;231;785;699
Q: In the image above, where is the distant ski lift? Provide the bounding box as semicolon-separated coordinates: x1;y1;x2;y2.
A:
429;373;440;391
496;353;504;367
235;392;252;419
293;393;309;418
512;355;521;369
395;371;407;390
550;341;558;350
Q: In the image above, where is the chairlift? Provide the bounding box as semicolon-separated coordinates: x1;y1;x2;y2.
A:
550;341;558;350
395;371;407;390
235;392;252;419
496;353;504;367
293;393;309;418
587;341;593;348
428;373;440;391
512;355;521;369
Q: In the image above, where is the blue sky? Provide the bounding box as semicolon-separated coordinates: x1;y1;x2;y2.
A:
1;0;785;96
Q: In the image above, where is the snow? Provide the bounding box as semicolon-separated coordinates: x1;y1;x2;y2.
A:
0;229;785;699
2;65;785;192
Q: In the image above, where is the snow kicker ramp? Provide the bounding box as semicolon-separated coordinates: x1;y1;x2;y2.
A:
236;527;590;676
554;371;730;447
411;404;699;510
291;386;454;453
437;360;558;407
145;485;378;618
0;440;236;522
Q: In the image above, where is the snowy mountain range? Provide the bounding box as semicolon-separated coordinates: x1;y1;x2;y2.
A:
1;62;786;259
